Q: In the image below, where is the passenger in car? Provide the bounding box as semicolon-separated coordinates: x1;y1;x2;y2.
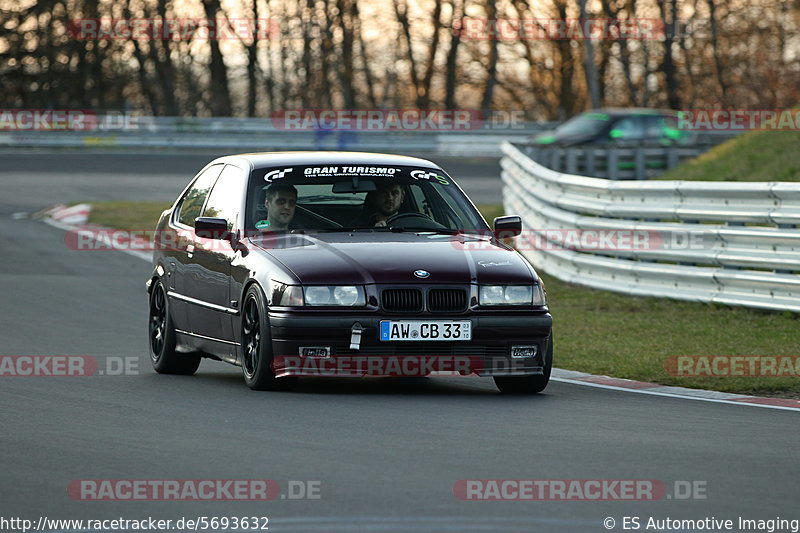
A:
352;182;405;227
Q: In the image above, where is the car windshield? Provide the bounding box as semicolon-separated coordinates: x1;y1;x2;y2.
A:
555;113;611;138
245;165;490;234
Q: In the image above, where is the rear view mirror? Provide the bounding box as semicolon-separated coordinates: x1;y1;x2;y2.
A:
493;215;522;238
332;178;377;193
194;217;229;239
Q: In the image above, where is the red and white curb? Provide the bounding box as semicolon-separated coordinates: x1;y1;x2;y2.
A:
36;204;799;412
43;203;92;225
41;204;152;262
552;369;800;412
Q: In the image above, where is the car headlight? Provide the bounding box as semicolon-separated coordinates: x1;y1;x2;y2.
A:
304;286;365;307
479;285;546;306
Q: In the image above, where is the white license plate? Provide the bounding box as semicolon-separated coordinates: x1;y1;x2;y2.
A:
379;320;472;341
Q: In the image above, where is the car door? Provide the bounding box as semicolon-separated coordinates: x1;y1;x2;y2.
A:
166;163;224;332
183;163;248;359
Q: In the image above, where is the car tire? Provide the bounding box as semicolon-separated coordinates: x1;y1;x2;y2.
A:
494;333;553;394
148;279;201;375
241;285;297;391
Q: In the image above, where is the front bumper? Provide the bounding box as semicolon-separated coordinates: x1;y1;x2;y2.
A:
268;313;552;378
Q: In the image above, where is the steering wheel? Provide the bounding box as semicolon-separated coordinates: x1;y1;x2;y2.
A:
385;212;449;231
385;212;434;225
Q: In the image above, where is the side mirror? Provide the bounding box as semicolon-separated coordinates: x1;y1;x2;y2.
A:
493;215;522;238
194;217;229;239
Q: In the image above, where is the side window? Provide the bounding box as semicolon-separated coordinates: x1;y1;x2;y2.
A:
177;164;223;227
609;117;645;141
409;185;431;217
202;165;246;230
418;184;469;230
645;116;668;138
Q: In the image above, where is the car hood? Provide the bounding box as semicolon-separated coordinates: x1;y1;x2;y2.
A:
248;232;537;285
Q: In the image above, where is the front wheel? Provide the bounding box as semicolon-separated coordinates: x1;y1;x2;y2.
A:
148;279;201;375
494;333;553;394
241;285;297;391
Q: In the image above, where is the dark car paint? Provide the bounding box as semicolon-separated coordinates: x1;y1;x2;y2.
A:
148;152;551;376
532;108;684;146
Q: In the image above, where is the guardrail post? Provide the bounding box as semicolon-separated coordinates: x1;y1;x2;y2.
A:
549;149;561;171
607;149;619;180
586;149;596;176
566;149;578;174
635;147;646;180
667;146;679;169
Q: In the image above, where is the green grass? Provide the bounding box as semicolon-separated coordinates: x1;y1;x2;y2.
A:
540;273;799;397
89;201;171;238
657;130;800;181
85;201;800;398
476;204;505;224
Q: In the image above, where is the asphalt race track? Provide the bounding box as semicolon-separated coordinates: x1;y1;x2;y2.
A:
1;151;798;532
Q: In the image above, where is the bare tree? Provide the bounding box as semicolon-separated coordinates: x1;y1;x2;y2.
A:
553;0;576;118
706;0;729;105
657;0;680;109
481;0;499;115
201;0;232;115
579;0;601;108
333;0;355;108
444;0;464;108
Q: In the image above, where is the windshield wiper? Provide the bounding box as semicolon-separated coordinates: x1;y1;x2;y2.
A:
299;227;391;233
388;227;462;234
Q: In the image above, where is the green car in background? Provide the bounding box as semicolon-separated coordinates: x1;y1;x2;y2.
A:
530;108;693;147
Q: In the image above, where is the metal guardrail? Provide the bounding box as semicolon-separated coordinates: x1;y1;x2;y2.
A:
0;115;557;157
501;141;800;312
516;134;738;180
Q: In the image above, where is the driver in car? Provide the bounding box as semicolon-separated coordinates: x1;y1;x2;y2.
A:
353;182;405;227
260;183;297;231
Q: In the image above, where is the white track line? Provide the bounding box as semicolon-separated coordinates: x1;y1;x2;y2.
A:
551;377;799;412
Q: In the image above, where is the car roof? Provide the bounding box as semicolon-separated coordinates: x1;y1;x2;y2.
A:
211;151;443;171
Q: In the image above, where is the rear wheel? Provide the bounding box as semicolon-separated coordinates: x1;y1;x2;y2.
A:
494;333;553;394
241;285;297;391
148;280;201;375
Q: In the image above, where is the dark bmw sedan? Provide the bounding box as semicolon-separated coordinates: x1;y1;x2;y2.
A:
146;152;552;393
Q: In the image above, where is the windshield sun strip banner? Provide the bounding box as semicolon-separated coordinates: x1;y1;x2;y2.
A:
259;165;451;184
